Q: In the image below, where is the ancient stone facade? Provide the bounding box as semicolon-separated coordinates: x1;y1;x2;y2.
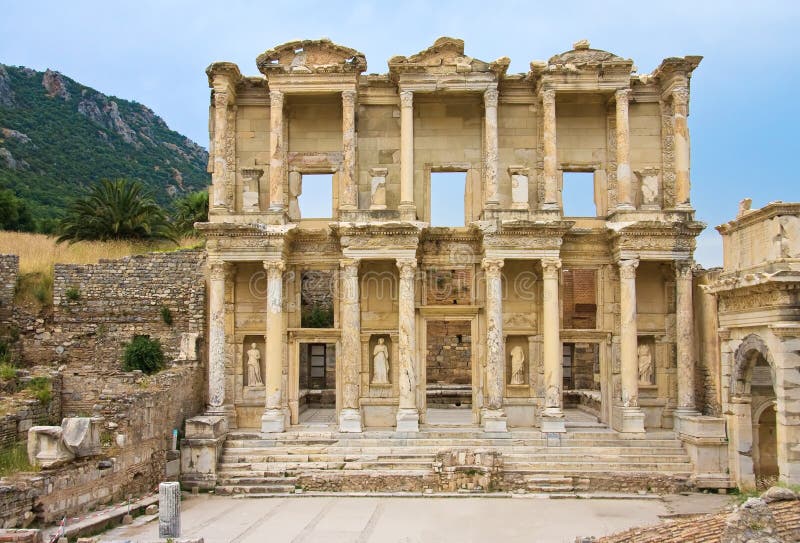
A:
196;37;706;441
704;202;800;488
0;254;16;324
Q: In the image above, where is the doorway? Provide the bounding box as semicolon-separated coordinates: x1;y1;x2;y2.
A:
298;342;336;425
425;320;473;425
755;403;778;485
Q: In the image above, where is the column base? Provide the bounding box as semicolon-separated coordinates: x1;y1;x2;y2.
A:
612;406;646;434
395;408;419;433
615;203;635;211
540;202;560;211
398;203;417;221
482;409;508;432
338;408;363;433
261;408;285;433
540;408;566;433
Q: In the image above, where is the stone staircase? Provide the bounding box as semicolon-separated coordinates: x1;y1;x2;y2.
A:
215;422;694;495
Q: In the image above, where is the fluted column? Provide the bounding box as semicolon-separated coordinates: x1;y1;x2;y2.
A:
541;258;565;432
675;261;697;414
399;90;415;219
616;258;645;433
340;90;357;210
673;87;691;207
211;92;229;209
484;87;499;209
268;90;285;211
396;258;419;432
615;89;634;209
482;258;507;432
339;259;363;432
207;260;228;413
542;89;559;210
261;260;286;432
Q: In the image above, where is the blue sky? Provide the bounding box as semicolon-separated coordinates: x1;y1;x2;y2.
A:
2;0;798;266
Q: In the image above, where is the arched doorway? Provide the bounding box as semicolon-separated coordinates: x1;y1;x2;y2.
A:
754;400;778;485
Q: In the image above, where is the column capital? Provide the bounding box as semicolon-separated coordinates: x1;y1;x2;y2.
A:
481;258;504;276
400;90;413;109
396;258;417;278
340;258;360;275
615;88;631;103
618;258;639;279
263;259;285;273
542;88;556;104
342;89;357;107
675;259;695;279
208;260;232;280
213;91;229;109
484;88;499;108
269;89;284;108
541;258;562;278
672;86;689;105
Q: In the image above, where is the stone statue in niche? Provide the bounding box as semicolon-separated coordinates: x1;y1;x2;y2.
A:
246;343;263;386
510;345;526;385
637;343;654;385
372;338;389;384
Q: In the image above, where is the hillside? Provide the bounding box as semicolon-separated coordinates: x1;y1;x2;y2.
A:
0;64;209;229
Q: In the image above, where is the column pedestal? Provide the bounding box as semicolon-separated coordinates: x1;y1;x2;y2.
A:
260;410;285;433
395;408;420;433
338;409;362;433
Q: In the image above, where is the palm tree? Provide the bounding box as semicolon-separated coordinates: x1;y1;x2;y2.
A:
173;190;208;237
56;179;176;243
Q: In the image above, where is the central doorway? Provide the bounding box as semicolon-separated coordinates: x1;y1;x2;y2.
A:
298;342;337;425
425;320;473;425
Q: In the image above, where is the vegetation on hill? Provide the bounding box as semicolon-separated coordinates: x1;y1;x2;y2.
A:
0;64;209;231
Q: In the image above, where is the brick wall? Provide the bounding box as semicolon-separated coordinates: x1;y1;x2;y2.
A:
0;372;62;449
562;268;597;329
425;268;472;305
426;321;471;384
0;254;18;324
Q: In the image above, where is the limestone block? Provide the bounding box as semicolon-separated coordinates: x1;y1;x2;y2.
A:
27;426;74;469
177;332;200;361
184;415;228;439
180;416;227;489
61;417;103;457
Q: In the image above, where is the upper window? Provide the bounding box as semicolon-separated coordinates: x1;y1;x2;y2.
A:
562;171;597;217
298;173;333;218
430;172;466;226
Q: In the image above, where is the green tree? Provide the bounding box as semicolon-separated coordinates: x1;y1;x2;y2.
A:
173;190;208;236
0;189;35;231
56;179;177;243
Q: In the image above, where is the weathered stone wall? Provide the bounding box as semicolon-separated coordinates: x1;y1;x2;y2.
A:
43;250;206;372
0;364;203;527
0;254;17;324
0;371;62;448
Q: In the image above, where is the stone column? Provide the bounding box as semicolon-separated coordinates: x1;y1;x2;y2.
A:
207;260;228;414
261;260;285;432
396;258;420;432
541;258;565;432
615;89;634;209
617;258;645;433
484;88;499;208
399;90;415;219
211;92;229;209
339;259;363;432
482;258;507;432
268;90;285;211
158;482;181;538
675;260;697;415
673;87;691;207
341;90;357;210
542;89;559;210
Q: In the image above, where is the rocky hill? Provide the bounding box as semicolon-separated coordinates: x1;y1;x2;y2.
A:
0;64;209;228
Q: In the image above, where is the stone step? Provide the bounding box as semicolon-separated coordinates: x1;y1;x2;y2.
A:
224;439;685;450
215;484;296;495
504;461;692;472
216;476;298;485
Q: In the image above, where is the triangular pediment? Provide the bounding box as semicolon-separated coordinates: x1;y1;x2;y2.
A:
256;39;366;75
388;37;509;78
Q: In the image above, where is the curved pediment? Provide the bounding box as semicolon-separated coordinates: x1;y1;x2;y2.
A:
256;39;367;75
388;37;509;78
546;40;632;69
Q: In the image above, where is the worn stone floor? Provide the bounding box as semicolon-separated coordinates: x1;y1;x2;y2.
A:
99;493;731;543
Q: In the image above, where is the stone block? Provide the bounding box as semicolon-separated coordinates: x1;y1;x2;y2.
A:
180;415;228;490
27;426;74;469
60;417;103;457
184;416;227;439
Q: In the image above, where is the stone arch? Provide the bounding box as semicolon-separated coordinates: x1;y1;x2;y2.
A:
731;334;774;397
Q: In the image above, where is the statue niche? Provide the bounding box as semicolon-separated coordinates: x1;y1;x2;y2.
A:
637;341;654;386
371;336;391;385
506;337;529;386
243;338;265;387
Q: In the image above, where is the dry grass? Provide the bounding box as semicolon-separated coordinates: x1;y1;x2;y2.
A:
0;232;202;309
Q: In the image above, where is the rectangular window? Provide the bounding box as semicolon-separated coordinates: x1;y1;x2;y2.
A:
298;173;333;218
562;171;597;217
562;343;574;390
430;172;466;227
561;268;598;329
